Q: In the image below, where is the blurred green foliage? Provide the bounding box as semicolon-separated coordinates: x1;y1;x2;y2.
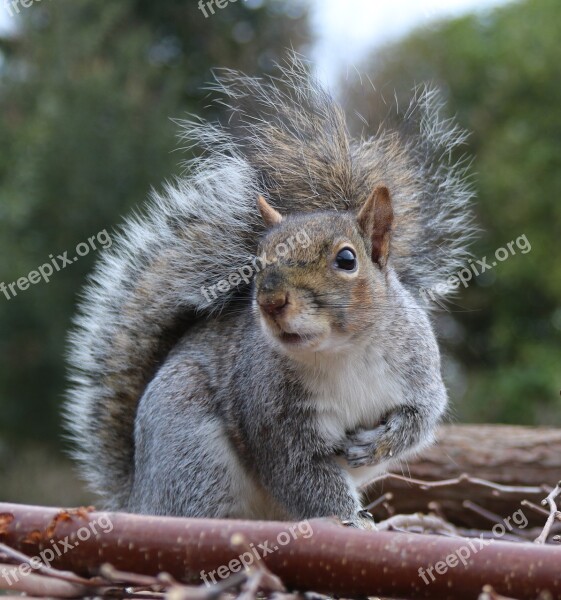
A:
0;0;309;450
354;0;561;424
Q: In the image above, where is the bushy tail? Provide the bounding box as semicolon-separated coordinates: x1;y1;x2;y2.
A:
65;56;475;508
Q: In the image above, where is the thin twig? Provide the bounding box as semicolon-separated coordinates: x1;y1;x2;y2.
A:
427;501;448;522
521;500;550;518
534;480;561;544
166;572;246;600
377;513;458;536
478;584;520;600
0;542;101;587
369;472;544;496
463;501;528;539
0;563;86;598
364;492;393;512
100;563;162;587
230;533;285;592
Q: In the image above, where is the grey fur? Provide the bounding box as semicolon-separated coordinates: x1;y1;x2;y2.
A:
65;56;474;519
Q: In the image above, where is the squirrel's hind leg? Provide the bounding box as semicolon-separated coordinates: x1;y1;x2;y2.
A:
127;362;250;519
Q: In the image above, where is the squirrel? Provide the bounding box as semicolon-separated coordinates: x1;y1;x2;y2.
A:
65;57;475;528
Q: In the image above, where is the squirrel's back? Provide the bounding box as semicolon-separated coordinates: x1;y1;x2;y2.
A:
65;56;475;508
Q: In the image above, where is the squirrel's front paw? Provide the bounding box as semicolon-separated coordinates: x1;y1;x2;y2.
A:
342;423;393;468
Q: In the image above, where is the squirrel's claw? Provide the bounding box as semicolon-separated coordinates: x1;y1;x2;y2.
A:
342;510;377;530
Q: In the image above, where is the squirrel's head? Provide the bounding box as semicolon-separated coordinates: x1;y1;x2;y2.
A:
253;186;394;357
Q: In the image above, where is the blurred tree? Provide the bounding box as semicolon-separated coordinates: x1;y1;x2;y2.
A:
0;0;310;446
347;0;561;425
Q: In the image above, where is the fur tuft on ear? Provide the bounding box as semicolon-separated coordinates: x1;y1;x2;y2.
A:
357;186;394;268
258;195;283;228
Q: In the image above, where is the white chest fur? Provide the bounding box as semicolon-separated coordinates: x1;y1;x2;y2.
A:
301;344;406;485
305;346;405;441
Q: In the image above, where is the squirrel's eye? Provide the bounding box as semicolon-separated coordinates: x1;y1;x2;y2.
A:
335;248;357;271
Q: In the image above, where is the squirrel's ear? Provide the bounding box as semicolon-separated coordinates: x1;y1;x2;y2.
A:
258;195;283;228
357;185;394;268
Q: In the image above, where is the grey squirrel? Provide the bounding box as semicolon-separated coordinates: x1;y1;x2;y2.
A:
65;58;475;527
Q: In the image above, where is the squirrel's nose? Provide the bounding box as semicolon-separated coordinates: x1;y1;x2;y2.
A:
259;292;289;316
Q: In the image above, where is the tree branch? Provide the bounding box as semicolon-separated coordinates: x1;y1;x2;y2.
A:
1;503;560;600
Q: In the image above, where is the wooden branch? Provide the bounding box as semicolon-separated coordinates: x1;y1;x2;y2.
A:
1;503;561;600
362;425;561;528
391;425;561;486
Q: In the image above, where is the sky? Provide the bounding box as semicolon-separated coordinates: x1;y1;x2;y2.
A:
311;0;513;84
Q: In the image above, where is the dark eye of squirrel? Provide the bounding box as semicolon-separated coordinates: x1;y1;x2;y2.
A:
335;248;357;271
